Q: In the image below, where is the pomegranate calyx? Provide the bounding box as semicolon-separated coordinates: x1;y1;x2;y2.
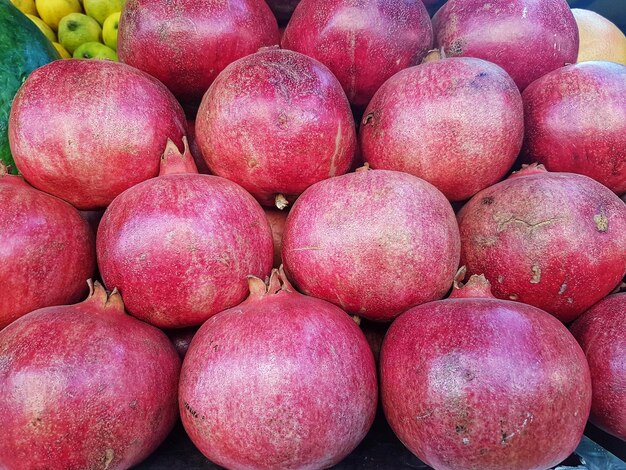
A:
159;137;198;176
450;267;495;299
355;163;370;173
86;279;126;313
275;194;289;210
247;266;295;300
508;163;547;180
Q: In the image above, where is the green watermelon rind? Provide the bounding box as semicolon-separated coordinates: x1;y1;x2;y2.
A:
0;0;60;174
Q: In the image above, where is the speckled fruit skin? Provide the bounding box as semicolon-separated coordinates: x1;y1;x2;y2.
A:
282;169;461;322
185;119;210;175
380;275;592;470
264;208;288;268
179;270;378;470
361;57;524;202
458;165;626;323
97;140;273;329
281;0;433;108
0;167;95;330
118;0;279;105
8;59;186;210
571;293;626;441
0;283;181;470
196;48;355;208
432;0;579;91
522;61;626;195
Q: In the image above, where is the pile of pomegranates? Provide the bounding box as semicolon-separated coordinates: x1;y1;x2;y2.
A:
1;0;625;469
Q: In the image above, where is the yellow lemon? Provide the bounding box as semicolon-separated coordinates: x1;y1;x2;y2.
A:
83;0;123;25
26;13;57;42
73;41;117;60
572;9;626;65
58;12;101;54
10;0;37;16
35;0;82;30
101;11;119;50
52;41;71;58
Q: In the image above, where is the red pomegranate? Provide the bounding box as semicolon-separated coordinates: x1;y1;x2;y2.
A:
380;273;592;470
185;119;210;175
264;208;288;268
179;268;378;469
282;168;460;322
522;61;626;195
97;138;274;329
196;48;355;208
0;164;95;330
282;0;433;108
361;57;524;202
458;164;626;323
432;0;579;91
0;282;181;470
571;293;626;441
118;0;279;105
8;59;186;210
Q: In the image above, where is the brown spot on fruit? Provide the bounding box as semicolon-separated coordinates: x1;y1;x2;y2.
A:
594;212;608;232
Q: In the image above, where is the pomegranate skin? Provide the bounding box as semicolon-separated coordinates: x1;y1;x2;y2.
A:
8;59;186;210
381;275;592;470
118;0;279;105
522;61;626;195
196;48;355;208
282;0;433;109
361;57;524;202
97;141;274;329
185;119;210;175
0;283;181;470
179;270;378;470
282;169;460;322
432;0;579;91
0;168;95;330
264;208;288;268
458;165;626;323
571;293;626;441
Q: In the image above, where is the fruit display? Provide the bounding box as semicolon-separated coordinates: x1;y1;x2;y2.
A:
1;0;625;469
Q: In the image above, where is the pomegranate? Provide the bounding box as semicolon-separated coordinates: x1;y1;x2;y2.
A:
380;273;592;470
264;208;288;268
522;61;626;195
118;0;279;105
571;293;626;441
282;168;460;322
0;164;95;330
185;119;210;175
8;59;186;210
196;48;355;209
432;0;579;91
282;0;433;108
458;164;626;323
0;281;181;470
97;138;273;329
179;268;378;469
361;57;524;202
166;327;198;359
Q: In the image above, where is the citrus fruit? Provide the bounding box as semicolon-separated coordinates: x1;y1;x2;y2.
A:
573;8;626;64
83;0;122;25
35;0;82;30
72;41;117;60
101;11;119;50
52;41;71;58
58;12;101;53
10;0;37;15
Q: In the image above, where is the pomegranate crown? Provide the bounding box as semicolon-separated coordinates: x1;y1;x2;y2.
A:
247;266;295;299
450;266;495;300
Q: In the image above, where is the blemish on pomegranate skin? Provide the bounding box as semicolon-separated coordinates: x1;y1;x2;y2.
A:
530;265;541;284
594;212;609;232
482;196;494;205
363;112;375;126
103;449;114;470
